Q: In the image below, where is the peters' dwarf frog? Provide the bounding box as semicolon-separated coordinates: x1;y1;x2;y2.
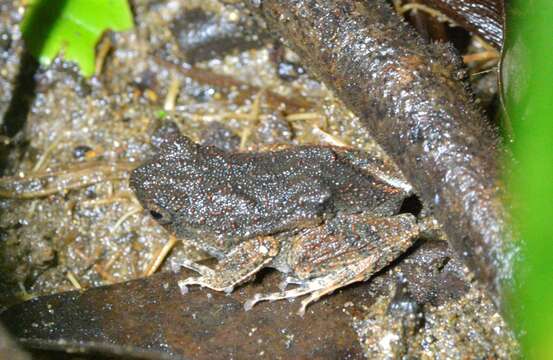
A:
130;124;422;315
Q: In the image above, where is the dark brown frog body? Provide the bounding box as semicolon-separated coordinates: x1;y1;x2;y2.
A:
130;125;421;315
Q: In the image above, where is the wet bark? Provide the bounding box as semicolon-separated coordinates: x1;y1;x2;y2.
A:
414;0;504;49
247;0;515;311
1;270;369;359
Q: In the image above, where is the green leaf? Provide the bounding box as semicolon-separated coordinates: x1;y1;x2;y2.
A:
156;110;167;119
504;0;553;358
22;0;134;77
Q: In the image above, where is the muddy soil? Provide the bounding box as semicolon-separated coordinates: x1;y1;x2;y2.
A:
0;0;517;358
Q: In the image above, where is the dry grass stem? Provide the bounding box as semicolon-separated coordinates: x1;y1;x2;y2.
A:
0;162;135;199
32;133;65;173
102;250;123;272
463;50;499;64
311;126;349;147
112;207;142;230
66;271;82;290
240;89;265;149
143;235;179;276
80;193;135;208
285;112;323;122
164;76;182;112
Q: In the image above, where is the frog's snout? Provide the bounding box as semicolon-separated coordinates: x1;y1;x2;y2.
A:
129;164;154;209
130;163;176;227
129;165;147;196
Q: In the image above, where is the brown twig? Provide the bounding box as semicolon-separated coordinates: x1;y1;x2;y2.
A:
154;57;312;112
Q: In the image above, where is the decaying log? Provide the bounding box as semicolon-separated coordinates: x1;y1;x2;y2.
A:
247;0;516;311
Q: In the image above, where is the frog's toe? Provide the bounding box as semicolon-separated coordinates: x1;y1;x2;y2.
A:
172;258;215;277
298;301;308;317
297;288;335;316
178;275;233;292
278;275;305;290
177;277;201;294
244;294;262;311
244;285;316;311
178;280;191;295
178;276;199;286
245;255;382;313
244;290;296;311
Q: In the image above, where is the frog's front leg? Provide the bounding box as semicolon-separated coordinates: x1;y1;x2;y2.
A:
178;236;279;294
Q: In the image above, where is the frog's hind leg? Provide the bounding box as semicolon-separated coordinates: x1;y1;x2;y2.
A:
245;252;387;316
246;213;420;315
295;256;376;316
178;236;279;294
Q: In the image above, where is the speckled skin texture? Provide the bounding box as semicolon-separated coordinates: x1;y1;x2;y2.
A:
130;126;408;256
130;126;419;313
282;212;420;279
247;0;515;310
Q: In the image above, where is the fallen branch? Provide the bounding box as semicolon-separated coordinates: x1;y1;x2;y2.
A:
247;0;516;311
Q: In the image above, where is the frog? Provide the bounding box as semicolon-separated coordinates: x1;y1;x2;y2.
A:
130;123;424;315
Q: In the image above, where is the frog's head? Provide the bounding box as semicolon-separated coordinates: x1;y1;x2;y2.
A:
129;124;200;233
130;161;176;228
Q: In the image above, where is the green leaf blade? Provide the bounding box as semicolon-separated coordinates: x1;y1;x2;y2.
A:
22;0;134;77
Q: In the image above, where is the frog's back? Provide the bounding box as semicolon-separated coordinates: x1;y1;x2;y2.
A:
130;129;410;257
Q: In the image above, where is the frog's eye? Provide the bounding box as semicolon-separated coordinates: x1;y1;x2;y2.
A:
148;207;173;225
150;210;163;220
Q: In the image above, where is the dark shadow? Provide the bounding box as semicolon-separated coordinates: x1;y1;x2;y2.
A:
0;0;68;174
398;194;423;217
